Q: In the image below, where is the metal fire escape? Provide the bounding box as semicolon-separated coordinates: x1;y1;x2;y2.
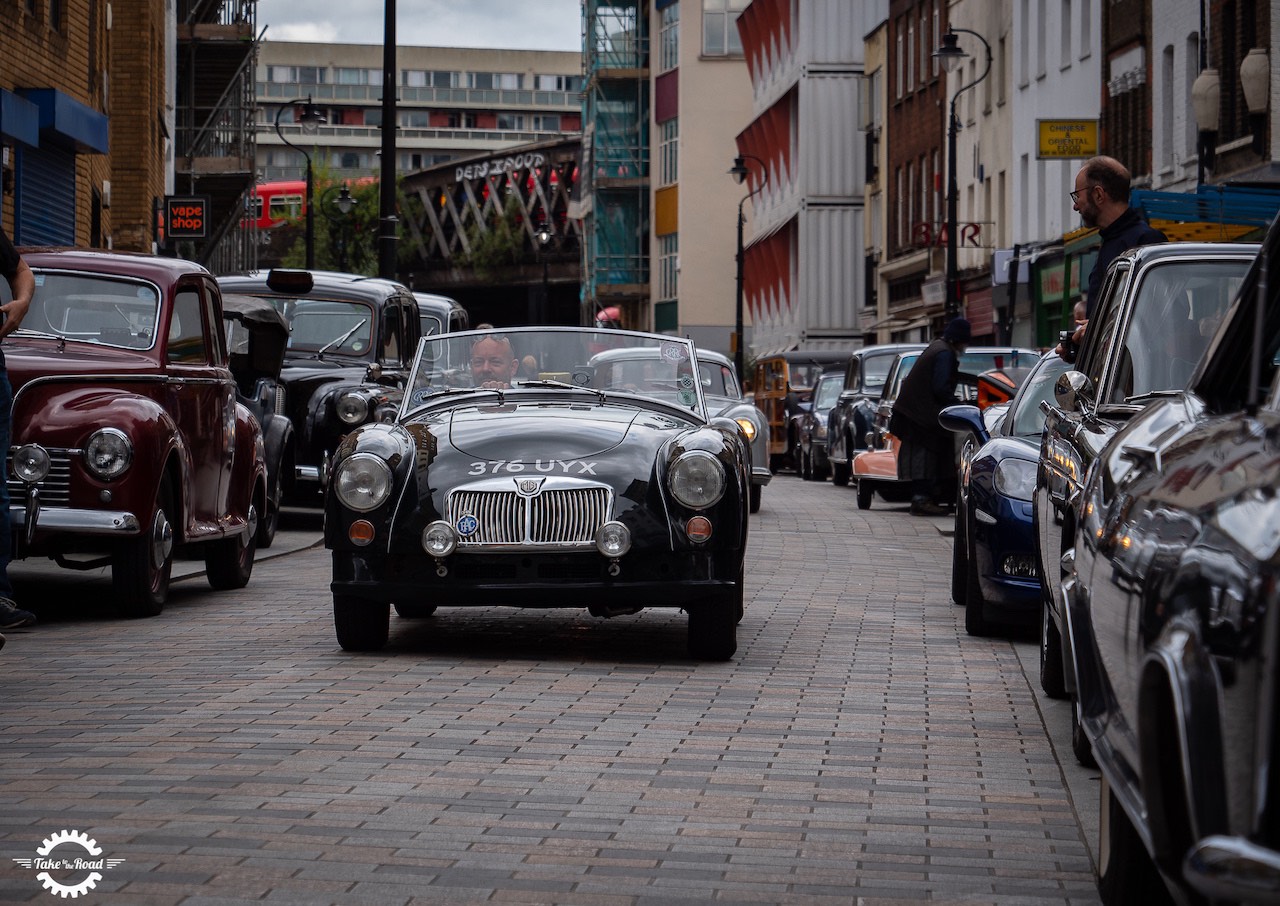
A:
581;1;650;327
175;0;260;273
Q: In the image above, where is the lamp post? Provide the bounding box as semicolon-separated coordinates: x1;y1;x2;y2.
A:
320;185;358;272
933;27;991;321
274;96;325;270
535;220;553;325
729;154;769;381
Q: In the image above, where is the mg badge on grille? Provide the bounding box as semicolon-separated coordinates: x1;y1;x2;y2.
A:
515;477;545;496
456;514;479;536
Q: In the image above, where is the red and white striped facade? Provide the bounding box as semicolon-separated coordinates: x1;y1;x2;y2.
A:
735;0;878;355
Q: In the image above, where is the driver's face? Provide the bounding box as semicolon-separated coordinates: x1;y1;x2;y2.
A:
470;337;518;385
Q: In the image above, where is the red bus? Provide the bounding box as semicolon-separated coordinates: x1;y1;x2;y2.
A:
246;177;376;231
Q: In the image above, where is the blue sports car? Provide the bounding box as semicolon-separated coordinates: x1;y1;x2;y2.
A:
940;352;1071;636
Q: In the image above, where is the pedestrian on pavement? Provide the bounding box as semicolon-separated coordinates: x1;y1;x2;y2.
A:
0;225;35;635
890;317;970;517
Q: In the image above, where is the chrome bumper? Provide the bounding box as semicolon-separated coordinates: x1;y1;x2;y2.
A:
11;504;141;536
1185;835;1280;903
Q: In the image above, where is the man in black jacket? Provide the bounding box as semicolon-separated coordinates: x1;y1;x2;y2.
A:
890;318;969;517
1073;155;1166;317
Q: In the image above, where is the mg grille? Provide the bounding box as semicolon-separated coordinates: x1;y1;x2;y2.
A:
7;449;73;506
447;480;612;550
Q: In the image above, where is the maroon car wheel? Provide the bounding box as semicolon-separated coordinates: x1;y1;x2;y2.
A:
113;480;175;618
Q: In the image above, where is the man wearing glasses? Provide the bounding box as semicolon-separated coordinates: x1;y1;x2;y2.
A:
1071;155;1166;317
470;334;520;388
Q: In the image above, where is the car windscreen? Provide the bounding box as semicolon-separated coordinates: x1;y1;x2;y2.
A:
267;297;376;359
862;353;898;392
699;359;738;398
420;313;444;336
1008;356;1073;437
789;361;832;389
13;272;161;350
408;327;707;419
813;373;843;410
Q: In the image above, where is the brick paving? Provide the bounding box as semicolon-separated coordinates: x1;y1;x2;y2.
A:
0;476;1099;904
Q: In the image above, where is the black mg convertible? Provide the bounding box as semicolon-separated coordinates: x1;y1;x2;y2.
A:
323;327;751;659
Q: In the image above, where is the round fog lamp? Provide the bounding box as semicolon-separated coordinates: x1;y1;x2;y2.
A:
686;515;713;543
595;520;631;558
348;520;375;546
422;520;458;557
13;444;50;483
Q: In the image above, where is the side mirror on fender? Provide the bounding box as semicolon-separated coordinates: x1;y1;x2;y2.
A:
938;404;988;446
1054;371;1095;413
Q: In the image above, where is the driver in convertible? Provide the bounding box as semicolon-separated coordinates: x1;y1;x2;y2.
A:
470;334;520;389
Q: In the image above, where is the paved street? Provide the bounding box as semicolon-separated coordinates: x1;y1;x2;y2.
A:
1;478;1102;905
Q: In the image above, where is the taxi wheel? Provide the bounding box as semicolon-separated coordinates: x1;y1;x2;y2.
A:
257;477;281;549
1098;776;1168;906
394;602;438;619
334;595;389;651
206;501;258;590
687;587;738;661
1071;696;1096;767
856;481;873;510
1040;597;1068;700
113;479;175;618
831;456;850;487
749;484;761;514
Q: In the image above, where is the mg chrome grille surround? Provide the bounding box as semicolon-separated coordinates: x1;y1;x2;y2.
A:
446;476;613;551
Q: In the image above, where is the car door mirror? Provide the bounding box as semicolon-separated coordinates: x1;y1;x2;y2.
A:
1054;371;1095;413
938;404;988;445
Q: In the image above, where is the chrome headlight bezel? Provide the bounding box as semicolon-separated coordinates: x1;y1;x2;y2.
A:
335;391;371;426
422;520;458;557
13;444;51;483
668;449;727;510
334;452;394;512
734;417;757;442
84;428;133;480
595;520;632;557
994;458;1037;501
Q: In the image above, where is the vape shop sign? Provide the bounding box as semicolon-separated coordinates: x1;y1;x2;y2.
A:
164;196;210;239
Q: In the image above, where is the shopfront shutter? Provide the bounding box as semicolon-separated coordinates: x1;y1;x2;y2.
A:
16;145;76;246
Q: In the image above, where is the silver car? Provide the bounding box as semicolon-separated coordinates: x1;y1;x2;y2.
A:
698;350;770;513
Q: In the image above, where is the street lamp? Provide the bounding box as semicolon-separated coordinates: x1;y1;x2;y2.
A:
274;96;326;270
320;185;358;272
934;27;991;320
730;154;769;381
535;220;553;324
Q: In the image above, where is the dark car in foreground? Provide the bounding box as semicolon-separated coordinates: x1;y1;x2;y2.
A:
4;249;266;615
1064;221;1280;905
1034;242;1256;703
827;343;926;486
217;269;421;505
940;353;1071;637
324;327;751;660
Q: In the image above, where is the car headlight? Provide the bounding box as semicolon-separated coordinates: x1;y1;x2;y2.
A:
422;520;458;557
668;450;726;509
13;444;50;483
595;520;631;557
336;391;370;425
334;452;393;511
734;418;757;442
84;428;132;480
814;423;828;440
994;458;1037;501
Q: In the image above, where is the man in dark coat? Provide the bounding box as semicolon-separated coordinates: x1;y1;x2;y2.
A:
890;318;970;516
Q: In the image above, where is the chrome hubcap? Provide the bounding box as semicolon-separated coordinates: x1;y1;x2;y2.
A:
151;507;174;570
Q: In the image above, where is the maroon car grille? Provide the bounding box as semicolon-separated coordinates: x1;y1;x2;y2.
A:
7;450;72;506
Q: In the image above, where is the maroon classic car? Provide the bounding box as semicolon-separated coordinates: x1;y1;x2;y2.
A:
3;249;267;616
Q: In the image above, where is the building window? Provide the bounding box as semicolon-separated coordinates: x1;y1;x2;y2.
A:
469;72;521;90
658;233;679;302
337;68;376;85
906;17;915;92
702;0;746;56
267;65;326;85
660;3;679;72
536;74;584;92
533;114;562;132
497;113;525;130
1060;0;1072;69
659;119;678;186
895;22;904;98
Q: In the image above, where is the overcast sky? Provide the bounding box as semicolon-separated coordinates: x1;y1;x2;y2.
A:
254;0;583;51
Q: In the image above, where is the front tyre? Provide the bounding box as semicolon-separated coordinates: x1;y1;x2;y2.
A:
1040;597;1068;699
831;453;850;487
1098;776;1168;905
334;595;389;651
964;513;995;637
687;586;739;660
113;479;175;618
856;481;873;510
206;503;258;590
749;483;762;514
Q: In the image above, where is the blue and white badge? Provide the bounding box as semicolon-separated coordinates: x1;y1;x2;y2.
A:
455;514;479;536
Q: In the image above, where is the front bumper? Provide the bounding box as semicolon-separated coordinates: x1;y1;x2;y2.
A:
751;465;772;487
10;503;140;536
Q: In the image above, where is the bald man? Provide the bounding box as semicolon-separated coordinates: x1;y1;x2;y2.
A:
1071;155;1166;317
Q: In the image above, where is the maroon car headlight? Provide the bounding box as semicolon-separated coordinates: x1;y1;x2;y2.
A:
84;428;133;480
13;444;50;483
669;450;726;509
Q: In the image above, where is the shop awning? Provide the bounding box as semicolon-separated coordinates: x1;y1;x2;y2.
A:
17;88;108;153
0;90;39;147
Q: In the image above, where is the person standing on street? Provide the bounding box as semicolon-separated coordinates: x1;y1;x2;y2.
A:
890;318;970;517
0;225;35;639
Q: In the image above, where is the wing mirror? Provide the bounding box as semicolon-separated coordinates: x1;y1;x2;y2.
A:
1054;371;1095;413
938;404;989;446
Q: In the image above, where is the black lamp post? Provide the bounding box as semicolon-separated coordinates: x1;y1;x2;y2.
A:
933;27;991;321
729;154;769;381
274;96;326;270
535;220;553;325
321;185;358;272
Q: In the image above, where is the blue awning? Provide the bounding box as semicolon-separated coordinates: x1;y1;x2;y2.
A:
16;88;108;154
0;90;39;147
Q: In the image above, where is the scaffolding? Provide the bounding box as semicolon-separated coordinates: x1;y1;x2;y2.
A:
580;1;650;327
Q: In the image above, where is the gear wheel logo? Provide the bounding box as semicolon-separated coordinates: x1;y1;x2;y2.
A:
11;829;125;898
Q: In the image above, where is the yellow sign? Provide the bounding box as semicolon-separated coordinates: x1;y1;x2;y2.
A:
1037;120;1099;159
